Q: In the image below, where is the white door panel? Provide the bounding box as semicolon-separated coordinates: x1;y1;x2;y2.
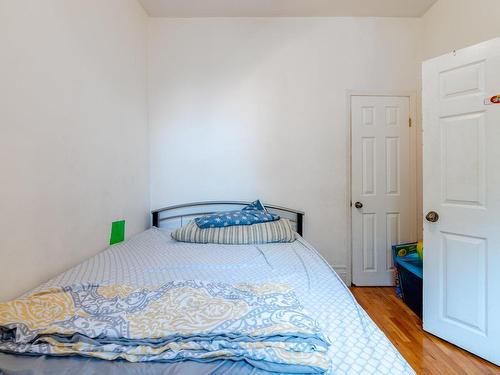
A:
423;37;500;365
351;95;416;286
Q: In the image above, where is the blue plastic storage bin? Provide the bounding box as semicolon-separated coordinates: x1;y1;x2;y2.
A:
396;252;423;319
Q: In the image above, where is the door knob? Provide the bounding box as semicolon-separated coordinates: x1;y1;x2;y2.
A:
425;211;439;223
354;202;363;209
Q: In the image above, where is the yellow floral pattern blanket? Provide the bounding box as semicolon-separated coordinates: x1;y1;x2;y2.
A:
0;281;330;373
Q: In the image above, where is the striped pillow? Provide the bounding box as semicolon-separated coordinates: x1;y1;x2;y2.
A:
171;219;295;245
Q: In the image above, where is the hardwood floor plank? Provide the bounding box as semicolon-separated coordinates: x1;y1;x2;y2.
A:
350;287;500;374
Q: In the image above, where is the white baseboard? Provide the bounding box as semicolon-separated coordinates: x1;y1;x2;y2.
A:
333;265;350;286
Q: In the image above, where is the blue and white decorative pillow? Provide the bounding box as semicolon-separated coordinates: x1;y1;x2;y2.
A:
242;200;266;211
194;200;280;229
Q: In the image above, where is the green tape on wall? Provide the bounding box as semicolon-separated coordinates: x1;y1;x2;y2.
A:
110;220;125;245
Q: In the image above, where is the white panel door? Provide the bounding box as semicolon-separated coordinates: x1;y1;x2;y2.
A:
423;38;500;365
352;95;416;286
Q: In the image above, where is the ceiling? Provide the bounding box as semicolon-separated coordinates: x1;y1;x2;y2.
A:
139;0;437;18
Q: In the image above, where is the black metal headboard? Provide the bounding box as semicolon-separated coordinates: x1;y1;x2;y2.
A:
151;201;305;236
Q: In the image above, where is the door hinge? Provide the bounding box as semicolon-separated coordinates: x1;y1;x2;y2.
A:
409;118;412;127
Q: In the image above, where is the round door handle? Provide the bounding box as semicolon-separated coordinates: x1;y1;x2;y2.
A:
425;211;439;223
354;202;363;209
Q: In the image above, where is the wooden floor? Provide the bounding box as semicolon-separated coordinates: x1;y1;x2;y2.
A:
350;287;500;375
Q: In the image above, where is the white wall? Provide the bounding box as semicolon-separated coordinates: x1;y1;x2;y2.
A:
149;17;422;282
421;0;500;60
0;0;149;301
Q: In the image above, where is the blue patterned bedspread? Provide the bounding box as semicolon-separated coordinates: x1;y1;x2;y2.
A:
0;229;415;374
0;280;329;373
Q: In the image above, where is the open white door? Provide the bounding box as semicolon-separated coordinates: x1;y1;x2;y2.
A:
423;38;500;365
351;95;416;286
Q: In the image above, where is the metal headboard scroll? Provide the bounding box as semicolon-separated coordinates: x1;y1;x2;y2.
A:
151;201;304;236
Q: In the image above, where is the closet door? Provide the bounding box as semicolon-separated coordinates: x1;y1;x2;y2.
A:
422;37;500;365
351;95;416;286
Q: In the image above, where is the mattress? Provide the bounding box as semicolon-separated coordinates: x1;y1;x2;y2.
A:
0;228;414;375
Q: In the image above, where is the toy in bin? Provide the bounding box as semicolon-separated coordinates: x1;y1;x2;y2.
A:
416;240;423;260
392;242;418;298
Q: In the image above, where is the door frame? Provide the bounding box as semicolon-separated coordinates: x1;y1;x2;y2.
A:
346;90;419;286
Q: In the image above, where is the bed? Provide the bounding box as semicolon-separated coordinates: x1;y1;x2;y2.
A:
0;202;414;374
